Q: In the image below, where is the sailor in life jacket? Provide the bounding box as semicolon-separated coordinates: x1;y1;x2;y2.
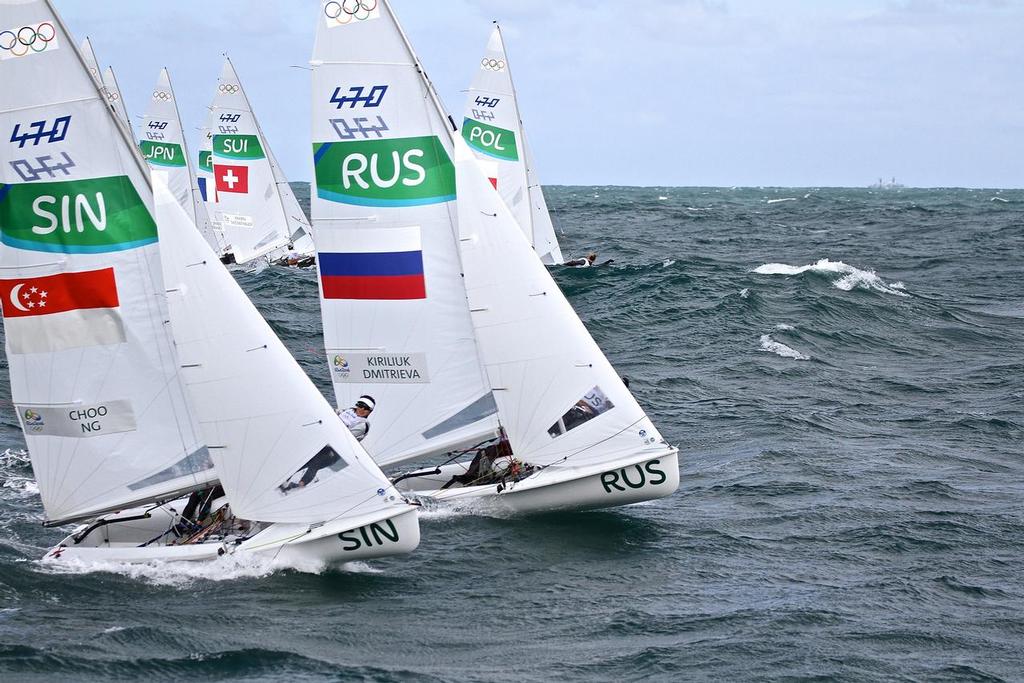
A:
564;252;598;268
337;395;375;441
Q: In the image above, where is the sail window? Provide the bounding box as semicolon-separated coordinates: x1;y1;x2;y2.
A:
127;447;214;491
547;386;615;438
278;444;348;494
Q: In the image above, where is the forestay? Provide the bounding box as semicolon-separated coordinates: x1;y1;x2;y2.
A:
310;0;499;467
0;0;214;525
461;24;563;265
155;180;403;524
209;57;294;263
140;68;203;232
454;137;669;469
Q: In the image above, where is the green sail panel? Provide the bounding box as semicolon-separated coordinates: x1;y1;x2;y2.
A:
139;141;186;168
313;135;455;207
213;134;265;160
461;118;519;162
0;176;158;254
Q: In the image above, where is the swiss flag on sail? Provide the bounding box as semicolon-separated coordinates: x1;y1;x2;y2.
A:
0;268;125;354
214;164;248;194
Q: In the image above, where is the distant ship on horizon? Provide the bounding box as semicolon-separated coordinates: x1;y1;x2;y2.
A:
870;176;905;190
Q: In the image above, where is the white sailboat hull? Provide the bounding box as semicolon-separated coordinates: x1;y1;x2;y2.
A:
396;450;679;515
44;501;420;565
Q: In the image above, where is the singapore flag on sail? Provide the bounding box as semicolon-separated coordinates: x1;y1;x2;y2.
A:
0;268;126;354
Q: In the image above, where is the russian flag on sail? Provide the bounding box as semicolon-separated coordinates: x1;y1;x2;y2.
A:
319;226;426;300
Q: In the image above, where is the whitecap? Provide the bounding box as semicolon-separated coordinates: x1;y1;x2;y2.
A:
774;323;794;330
767;197;797;204
662;259;676;268
759;334;810;361
991;196;1009;203
657;196;668;201
739;288;750;299
753;258;909;297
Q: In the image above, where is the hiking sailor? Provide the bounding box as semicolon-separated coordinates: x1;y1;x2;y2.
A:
564;252;598;268
336;395;375;442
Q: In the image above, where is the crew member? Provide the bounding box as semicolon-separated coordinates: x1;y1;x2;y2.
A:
564;252;598;268
337;395;375;441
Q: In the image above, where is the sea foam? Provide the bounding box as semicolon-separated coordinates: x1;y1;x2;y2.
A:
759;334;810;361
753;258;909;297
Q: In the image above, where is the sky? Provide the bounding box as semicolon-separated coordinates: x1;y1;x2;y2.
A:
54;0;1024;188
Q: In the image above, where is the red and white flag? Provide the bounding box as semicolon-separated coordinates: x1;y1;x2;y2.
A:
0;268;125;354
214;163;249;194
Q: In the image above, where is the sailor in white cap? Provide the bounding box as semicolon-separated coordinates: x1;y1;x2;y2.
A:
337;395;375;441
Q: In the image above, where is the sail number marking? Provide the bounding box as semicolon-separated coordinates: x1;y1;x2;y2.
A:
10;153;75;182
600;460;668;494
9;116;71;148
338;519;400;551
329;84;388;109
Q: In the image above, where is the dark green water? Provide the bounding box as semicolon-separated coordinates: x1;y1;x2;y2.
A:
1;186;1022;681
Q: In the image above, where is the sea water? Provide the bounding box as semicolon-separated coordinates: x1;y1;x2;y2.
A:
1;186;1022;681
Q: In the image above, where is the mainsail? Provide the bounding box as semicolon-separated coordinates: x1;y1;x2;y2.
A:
78;36;100;83
0;1;214;525
461;24;563;265
139;68;203;231
209;57;303;263
310;0;499;467
101;66;132;136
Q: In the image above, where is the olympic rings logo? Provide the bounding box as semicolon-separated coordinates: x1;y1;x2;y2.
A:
324;0;379;25
152;90;172;101
481;58;506;72
219;83;240;94
0;22;57;59
107;92;120;102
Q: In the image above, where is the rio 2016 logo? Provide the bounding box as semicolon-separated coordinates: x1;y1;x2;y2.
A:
332;354;350;378
23;408;44;433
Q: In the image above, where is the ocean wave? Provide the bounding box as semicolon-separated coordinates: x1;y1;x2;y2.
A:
759;334;810;360
753;258;909;296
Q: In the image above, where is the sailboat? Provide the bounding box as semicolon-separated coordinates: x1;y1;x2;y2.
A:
310;1;678;513
208;57;315;266
0;0;419;563
78;37;132;138
139;68;221;254
195;123;227;255
461;23;564;265
101;66;132;135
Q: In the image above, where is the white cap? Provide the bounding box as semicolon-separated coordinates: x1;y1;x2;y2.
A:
355;395;375;411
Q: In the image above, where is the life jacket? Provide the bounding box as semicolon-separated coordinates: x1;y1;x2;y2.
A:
339;408;370;441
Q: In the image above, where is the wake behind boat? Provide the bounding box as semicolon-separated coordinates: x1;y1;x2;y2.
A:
309;0;678;515
0;0;419;565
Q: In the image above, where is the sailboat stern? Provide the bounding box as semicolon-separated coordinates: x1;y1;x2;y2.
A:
241;507;421;565
399;449;679;515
